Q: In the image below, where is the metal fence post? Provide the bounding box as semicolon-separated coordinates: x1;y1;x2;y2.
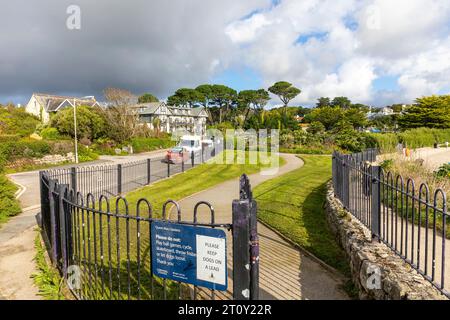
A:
147;159;151;185
182;156;185;172
249;199;259;300
191;151;195;167
232;199;251;300
167;159;170;178
71;167;77;194
371;165;381;241
58;184;69;273
118;164;122;194
48;179;58;265
343;155;350;209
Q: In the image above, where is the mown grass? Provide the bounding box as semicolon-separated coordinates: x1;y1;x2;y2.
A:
65;151;284;300
253;155;349;276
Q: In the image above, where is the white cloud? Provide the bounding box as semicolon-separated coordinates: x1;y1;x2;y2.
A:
225;14;273;44
225;0;450;106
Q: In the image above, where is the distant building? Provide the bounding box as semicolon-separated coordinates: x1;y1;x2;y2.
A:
26;93;99;123
132;102;209;136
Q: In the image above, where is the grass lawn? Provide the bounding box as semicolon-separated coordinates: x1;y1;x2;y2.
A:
67;151;285;300
117;151;285;215
253;154;349;276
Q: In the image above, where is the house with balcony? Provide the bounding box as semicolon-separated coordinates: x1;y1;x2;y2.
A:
133;102;208;136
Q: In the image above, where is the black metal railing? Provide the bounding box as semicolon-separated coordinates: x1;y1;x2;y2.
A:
43;146;215;200
39;149;259;300
332;148;449;296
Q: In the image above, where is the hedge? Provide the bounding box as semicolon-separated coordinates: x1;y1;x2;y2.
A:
130;137;176;153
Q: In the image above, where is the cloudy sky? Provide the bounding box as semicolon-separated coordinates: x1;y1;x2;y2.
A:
1;0;449;107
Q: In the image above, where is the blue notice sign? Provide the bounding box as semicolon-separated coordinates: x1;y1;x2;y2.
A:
151;221;228;291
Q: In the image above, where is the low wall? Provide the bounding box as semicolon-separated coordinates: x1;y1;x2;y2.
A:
325;182;447;300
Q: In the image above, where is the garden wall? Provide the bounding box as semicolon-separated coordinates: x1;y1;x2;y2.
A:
325;181;447;300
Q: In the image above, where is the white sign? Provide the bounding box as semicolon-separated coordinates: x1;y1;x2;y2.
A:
196;235;226;286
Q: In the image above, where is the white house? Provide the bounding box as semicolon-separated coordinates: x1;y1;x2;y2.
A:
26;93;99;123
133;102;208;136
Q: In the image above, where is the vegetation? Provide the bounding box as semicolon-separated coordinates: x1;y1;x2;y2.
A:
0;174;21;224
253;155;349;275
138;93;159;104
268;81;301;114
399;95;450;129
370;128;450;152
32;232;65;300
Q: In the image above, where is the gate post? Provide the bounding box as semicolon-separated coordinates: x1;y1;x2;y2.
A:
232;199;251;300
71;167;77;194
371;165;381;241
232;174;259;300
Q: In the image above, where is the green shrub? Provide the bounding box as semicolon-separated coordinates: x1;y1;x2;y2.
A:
78;147;99;162
0;139;52;160
130;137;176;153
0;106;40;137
0;174;21;224
40;128;60;140
435;164;450;180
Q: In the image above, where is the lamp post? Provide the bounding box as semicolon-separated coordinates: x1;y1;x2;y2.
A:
73;99;79;164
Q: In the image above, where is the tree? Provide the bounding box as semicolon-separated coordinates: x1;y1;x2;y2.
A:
331;96;352;109
210;85;237;123
307;121;326;134
138;93;159;103
167;88;204;108
103;87;136;106
102;87;141;143
305;106;344;131
51;106;106;141
316;97;331;108
195;84;215;122
399;95;450;129
268;81;301;114
238;89;270;122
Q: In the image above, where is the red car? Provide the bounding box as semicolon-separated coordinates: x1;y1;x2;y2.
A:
165;146;189;164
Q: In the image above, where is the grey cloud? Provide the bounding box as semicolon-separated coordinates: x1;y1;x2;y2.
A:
0;0;270;103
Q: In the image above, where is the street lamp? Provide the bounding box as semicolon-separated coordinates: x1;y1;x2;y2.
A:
73;98;79;164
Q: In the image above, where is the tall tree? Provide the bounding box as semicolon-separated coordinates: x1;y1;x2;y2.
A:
138;93;159;103
210;85;237;123
268;81;301;114
195;84;215;122
238;89;270;122
331;96;352;109
316;97;331;108
102;88;140;143
399;95;450;129
167;88;204;108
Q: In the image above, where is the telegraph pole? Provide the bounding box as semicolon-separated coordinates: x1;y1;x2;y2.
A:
73;99;79;164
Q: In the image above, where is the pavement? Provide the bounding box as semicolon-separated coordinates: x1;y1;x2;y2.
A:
378;147;450;171
171;153;350;300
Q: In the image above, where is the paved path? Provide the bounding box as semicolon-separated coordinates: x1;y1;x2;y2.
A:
171;154;349;300
378;147;450;171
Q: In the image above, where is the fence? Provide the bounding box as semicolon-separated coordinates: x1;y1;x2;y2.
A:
44;146;214;200
332;149;449;297
39;148;259;300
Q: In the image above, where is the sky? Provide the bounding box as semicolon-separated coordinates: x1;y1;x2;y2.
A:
0;0;450;107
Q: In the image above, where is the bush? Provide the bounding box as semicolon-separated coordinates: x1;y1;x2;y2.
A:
0;106;40;137
435;164;450;180
130;137;176;153
40;127;60;140
0;174;21;223
0;139;52;161
78;146;99;162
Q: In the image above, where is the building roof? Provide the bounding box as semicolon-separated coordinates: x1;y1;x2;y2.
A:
134;102;208;117
32;93;98;112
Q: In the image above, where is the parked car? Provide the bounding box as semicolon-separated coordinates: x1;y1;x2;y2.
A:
164;146;189;164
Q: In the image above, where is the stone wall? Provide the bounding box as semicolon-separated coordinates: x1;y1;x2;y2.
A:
325;182;447;300
34;153;75;165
